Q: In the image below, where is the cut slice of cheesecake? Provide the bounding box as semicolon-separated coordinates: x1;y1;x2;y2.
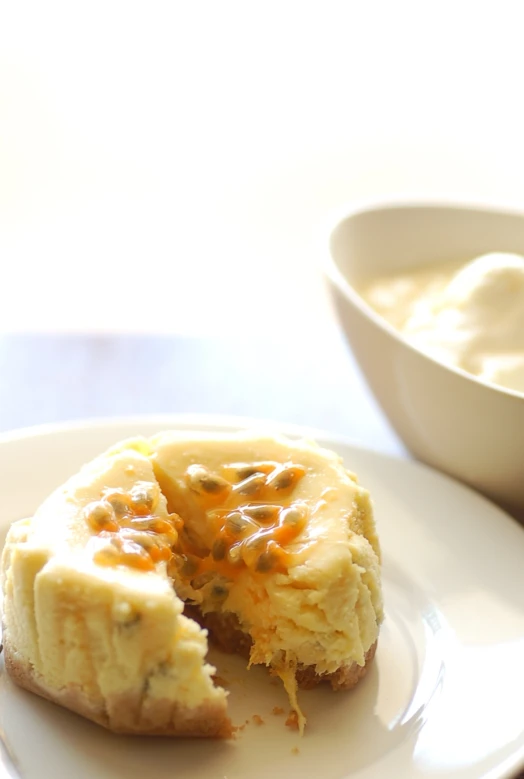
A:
1;445;230;736
1;430;383;736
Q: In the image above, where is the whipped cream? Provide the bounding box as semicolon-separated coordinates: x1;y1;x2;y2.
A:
361;252;524;393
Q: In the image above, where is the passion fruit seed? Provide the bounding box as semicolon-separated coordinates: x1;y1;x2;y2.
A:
211;583;229;600
241;533;267;567
185;465;231;496
221;461;275;481
167;553;185;578
123;530;166;560
224;511;251;535
201;475;230;494
255;549;278;573
234;466;260;480
149;518;178;536
118;537;155;568
243;504;280;523
233;473;267;496
104;490;132;516
280;503;309;527
191;571;216;590
211;537;227;561
130;482;159;515
265;464;305;491
127;516;176;537
93;535;154;571
84;500;119;532
182;555;199;576
227;544;243;564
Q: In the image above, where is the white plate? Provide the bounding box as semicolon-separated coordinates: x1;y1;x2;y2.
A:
1;414;524;779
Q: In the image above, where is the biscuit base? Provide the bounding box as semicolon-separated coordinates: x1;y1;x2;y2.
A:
2;641;232;738
2;608;376;738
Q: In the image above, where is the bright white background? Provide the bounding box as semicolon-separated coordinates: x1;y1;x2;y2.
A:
2;0;524;337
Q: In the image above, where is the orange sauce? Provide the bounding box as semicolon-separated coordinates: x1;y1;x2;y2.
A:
85;461;309;582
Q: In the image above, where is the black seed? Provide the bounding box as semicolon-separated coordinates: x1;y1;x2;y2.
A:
235;466;260;480
227;543;243;564
255;551;275;572
267;469;294;490
243;504;278;522
234;474;266;496
212;538;227;561
191;571;215;589
201;476;228;494
224;512;249;535
84;501;116;529
187;465;230;495
106;495;129;516
130;487;154;512
180;555;199;576
281;505;307;526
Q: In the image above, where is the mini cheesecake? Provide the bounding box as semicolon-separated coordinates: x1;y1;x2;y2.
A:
1;431;383;735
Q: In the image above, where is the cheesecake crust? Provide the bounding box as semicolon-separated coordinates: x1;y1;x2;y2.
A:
295;641;377;690
3;640;232;738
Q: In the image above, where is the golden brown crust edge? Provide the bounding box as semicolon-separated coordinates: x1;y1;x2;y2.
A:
188;608;378;691
2;604;377;738
2;642;232;738
295;640;377;690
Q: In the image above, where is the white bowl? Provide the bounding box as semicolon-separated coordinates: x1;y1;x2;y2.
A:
325;199;524;516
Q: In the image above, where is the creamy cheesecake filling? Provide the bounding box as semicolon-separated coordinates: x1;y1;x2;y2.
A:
2;431;383;735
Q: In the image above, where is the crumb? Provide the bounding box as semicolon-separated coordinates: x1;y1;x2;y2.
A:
291;746;300;755
272;706;284;716
285;710;299;730
252;714;264;726
269;678;279;686
229;725;243;740
212;675;228;687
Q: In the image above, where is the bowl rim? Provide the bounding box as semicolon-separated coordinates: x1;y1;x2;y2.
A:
323;195;524;403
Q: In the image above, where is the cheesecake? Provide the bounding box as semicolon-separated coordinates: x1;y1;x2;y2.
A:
1;430;383;735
